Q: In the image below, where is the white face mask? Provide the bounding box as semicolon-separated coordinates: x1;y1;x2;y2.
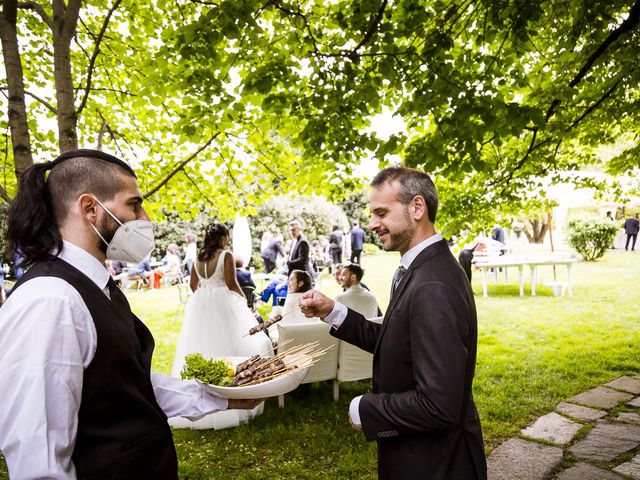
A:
90;197;155;263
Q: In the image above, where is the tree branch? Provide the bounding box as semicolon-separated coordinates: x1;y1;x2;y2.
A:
23;89;57;114
0;182;11;203
16;1;51;27
76;0;123;117
546;0;640;120
143;133;220;199
566;77;622;131
348;0;388;60
182;169;216;206
570;0;640;89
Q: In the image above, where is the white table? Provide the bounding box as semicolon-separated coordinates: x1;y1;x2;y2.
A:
473;255;578;297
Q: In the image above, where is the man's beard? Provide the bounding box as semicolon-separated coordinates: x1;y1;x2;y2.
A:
381;207;414;252
96;214;120;254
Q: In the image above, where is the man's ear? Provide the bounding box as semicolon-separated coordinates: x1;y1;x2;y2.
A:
411;195;427;221
78;194;99;223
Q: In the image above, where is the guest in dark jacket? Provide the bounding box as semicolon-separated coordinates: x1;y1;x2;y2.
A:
235;256;256;288
350;222;366;264
624;214;639;251
260;234;285;274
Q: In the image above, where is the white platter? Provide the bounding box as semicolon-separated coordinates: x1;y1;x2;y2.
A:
196;357;309;400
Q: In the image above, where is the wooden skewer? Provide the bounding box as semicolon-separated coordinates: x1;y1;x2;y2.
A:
238;343;331;385
242;306;303;337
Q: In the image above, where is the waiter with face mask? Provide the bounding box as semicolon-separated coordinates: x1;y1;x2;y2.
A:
0;150;262;480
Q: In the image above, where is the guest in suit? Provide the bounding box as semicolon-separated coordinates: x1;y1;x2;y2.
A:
235;256;256;288
624;213;639;251
335;264;379;319
260;234;285;274
299;167;487;480
350;221;366;264
287;220;313;279
328;224;343;266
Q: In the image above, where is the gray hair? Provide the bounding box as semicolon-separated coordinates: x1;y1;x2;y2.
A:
371;167;438;223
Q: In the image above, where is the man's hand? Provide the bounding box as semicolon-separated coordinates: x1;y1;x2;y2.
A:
228;398;265;409
298;290;335;320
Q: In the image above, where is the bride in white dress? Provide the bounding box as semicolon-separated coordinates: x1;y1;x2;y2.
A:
170;222;272;430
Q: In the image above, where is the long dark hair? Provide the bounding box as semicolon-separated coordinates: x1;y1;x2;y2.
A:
290;269;313;293
6;149;135;269
198;222;229;262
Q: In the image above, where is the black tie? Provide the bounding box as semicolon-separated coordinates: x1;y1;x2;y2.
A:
391;265;406;297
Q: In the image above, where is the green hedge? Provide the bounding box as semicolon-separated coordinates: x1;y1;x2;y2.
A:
566;218;618;261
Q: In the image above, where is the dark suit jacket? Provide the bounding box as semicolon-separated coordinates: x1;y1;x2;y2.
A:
261;239;285;263
332;239;486;480
624;218;639;235
351;227;365;250
287;235;312;275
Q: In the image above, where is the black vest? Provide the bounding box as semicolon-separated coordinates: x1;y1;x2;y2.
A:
13;256;178;479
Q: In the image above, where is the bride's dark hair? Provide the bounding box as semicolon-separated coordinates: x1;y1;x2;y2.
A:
198;222;229;261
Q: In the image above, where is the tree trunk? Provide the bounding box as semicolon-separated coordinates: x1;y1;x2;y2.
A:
524;218;549;244
52;0;80;152
0;0;33;181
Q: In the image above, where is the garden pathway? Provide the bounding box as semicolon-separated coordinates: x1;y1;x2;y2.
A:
487;374;640;479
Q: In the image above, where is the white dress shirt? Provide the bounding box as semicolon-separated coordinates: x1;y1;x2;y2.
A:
324;233;443;428
0;241;227;480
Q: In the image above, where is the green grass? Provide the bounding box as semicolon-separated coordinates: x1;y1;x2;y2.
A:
1;249;639;479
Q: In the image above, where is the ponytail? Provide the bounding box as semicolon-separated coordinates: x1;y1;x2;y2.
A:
6;162;62;268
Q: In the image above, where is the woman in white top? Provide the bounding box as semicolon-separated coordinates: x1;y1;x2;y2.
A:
171;222;271;429
280;269;321;324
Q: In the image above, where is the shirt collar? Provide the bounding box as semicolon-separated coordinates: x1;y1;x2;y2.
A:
399;233;443;270
58;240;111;291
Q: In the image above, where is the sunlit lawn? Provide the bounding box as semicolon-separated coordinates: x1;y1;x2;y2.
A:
1;248;639;479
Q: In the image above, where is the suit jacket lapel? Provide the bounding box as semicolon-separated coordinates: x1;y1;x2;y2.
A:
373;239;450;354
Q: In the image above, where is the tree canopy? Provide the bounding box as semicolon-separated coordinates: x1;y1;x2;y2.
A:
1;0;638;235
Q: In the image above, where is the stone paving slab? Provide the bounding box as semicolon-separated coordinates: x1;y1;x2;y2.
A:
569;421;640;462
629;397;640;408
556;462;624;480
521;412;583;445
487;438;563;480
617;412;640;425
605;376;640;394
570;386;633;409
556;401;607;421
613;453;640;479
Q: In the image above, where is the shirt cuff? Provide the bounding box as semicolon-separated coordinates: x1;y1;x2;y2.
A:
324;301;348;329
349;395;363;428
150;372;229;420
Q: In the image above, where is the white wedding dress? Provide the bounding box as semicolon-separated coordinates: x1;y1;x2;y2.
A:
170;250;272;430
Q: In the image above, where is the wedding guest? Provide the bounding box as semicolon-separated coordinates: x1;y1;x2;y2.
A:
0;149;261;479
335;264;379;319
624;213;639;251
260;233;285;274
235;255;256;288
287;220;314;279
299;166;487;480
328;224;343;267
350;221;366;264
184;232;197;273
260;276;288;306
279;269;318;325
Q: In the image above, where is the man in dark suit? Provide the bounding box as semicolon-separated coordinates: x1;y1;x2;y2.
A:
260;234;285;273
350;221;365;264
300;167;486;480
624;213;639;251
287;220;313;279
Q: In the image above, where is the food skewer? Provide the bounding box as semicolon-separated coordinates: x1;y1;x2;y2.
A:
243;306;303;336
228;342;333;387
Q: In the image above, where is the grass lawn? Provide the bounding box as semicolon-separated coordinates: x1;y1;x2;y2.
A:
1;248;639;479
